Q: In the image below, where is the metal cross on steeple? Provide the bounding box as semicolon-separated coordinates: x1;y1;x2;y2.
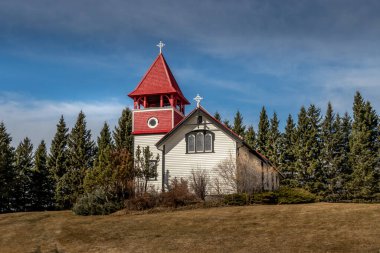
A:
194;94;203;108
157;41;165;54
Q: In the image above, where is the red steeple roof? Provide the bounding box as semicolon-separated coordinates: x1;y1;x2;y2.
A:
128;53;190;104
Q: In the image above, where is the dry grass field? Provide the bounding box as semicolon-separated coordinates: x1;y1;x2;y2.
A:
0;203;379;253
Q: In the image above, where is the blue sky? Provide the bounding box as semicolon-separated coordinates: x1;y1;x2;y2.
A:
1;0;380;147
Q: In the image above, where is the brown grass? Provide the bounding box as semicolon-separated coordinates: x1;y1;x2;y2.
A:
0;203;379;253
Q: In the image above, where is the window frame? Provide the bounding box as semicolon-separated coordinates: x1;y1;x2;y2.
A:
204;132;213;152
185;130;215;154
147;159;158;181
147;117;159;129
187;134;196;153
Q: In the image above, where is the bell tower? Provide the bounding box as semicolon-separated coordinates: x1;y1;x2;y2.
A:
128;42;189;190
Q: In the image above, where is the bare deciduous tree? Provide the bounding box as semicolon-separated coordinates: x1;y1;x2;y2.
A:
214;154;238;193
214;154;259;194
190;169;209;200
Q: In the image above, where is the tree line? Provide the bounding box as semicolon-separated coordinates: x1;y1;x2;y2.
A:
0;91;379;213
219;91;379;200
0;109;136;213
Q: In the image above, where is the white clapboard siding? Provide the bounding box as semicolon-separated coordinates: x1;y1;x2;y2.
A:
134;134;165;191
163;112;237;194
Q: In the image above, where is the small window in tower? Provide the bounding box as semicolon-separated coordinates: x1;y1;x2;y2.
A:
196;132;204;152
147;117;158;128
188;134;195;153
205;133;212;152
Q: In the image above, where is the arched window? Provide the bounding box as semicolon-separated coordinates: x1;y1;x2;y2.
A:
196;132;204;152
186;130;214;153
205;133;212;152
188;134;195;153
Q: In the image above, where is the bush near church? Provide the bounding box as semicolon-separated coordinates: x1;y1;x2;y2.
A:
72;187;123;216
223;187;317;206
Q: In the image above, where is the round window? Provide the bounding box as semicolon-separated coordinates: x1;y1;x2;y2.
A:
147;117;158;128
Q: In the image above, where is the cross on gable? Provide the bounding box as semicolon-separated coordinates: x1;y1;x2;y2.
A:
194;94;203;108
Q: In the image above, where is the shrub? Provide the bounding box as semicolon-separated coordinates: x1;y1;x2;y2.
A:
224;193;250;206
125;193;160;211
248;192;279;204
162;178;196;208
72;188;123;215
190;169;209;201
277;187;317;204
259;191;279;204
224;188;316;206
372;193;380;202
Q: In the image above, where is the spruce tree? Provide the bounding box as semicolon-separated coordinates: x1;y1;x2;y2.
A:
84;122;114;193
62;111;95;207
294;106;309;188
268;112;281;166
321;102;335;196
232;110;246;137
257;106;270;155
95;122;114;165
0;122;16;212
279;114;296;186
328;113;352;198
349;92;379;198
48;115;69;208
223;119;232;129
113;108;133;152
30;141;54;210
214;111;222;121
14;137;34;211
245;125;256;149
305;104;322;193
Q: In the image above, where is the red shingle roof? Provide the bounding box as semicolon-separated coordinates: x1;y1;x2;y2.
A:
128;53;190;104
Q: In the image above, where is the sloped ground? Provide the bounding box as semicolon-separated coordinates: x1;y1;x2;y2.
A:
0;203;379;253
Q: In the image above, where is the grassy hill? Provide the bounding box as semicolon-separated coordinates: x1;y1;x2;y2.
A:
0;203;379;253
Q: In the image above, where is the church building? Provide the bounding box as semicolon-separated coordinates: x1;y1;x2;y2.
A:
128;42;281;194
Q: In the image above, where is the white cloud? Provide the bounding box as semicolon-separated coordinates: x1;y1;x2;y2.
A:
0;92;130;148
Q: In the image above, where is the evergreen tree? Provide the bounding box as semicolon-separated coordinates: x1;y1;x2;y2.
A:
111;148;135;199
30;141;54;210
305;104;322;193
61;111;95;208
14;137;34;211
113;108;133;152
257;106;270;155
279;114;296;186
245;125;256;149
223;119;232;129
327;113;352;198
297;103;323;194
349;92;379;198
214;111;222;121
0;122;15;212
48;115;69;208
320;102;335;196
95;122;114;165
84;122;114;193
232;110;246;137
268;112;281;166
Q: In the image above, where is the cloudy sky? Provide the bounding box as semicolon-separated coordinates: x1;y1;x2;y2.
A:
1;0;380;147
